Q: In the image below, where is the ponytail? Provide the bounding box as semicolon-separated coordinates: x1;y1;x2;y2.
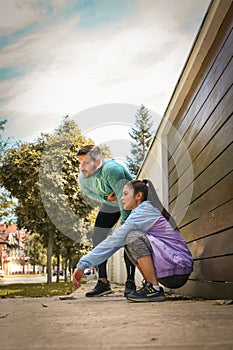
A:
144;179;178;230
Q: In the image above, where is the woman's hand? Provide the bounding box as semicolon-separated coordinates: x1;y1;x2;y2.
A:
72;268;84;288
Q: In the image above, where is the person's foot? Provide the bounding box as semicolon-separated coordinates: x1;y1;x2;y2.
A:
124;279;136;297
85;280;113;297
126;282;166;302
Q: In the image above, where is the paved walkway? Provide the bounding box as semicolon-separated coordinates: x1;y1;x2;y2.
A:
1;279;233;350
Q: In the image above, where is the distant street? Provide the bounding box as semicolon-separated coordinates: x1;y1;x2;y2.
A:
0;275;63;284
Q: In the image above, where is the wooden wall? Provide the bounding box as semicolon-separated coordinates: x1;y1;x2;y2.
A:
167;4;233;299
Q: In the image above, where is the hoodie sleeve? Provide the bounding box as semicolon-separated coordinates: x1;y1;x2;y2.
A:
76;202;160;270
104;163;132;222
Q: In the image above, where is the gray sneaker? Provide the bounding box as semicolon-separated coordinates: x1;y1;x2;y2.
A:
85;280;113;297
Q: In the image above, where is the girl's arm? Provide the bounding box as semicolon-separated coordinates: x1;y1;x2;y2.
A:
76;203;160;270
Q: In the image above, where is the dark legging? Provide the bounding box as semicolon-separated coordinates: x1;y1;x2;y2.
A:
92;203;135;281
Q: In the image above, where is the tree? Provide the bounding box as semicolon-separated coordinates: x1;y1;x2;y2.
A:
0;119;8;160
125;105;154;176
0;117;97;283
0;188;17;224
26;233;47;273
0;119;17;224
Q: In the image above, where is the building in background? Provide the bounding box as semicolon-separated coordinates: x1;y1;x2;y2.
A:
0;224;40;275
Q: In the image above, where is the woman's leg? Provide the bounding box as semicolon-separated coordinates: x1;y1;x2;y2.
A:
137;256;159;286
125;231;165;302
125;230;159;286
126;230;189;290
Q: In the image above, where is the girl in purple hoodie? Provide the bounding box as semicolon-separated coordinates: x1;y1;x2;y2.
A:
73;179;193;302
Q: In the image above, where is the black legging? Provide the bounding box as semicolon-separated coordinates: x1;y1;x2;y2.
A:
92;203;135;281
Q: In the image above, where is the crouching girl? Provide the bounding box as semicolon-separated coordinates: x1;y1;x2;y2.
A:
73;179;193;302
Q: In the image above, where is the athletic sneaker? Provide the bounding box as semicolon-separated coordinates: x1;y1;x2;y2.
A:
124;279;136;297
126;282;166;302
85;280;113;297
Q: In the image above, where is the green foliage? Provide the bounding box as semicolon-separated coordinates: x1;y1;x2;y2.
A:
26;233;47;268
0;116;98;282
0;119;8;159
39;118;94;242
0;118;94;235
99;144;112;158
0;188;17;224
0;119;17;223
0;280;87;298
125;105;154;176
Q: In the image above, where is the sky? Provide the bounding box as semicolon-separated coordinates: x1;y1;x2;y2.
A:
0;0;211;162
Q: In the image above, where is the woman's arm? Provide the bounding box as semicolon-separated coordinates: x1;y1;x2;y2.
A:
77;203;159;270
73;202;160;288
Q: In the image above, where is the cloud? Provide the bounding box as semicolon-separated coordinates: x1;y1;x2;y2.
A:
0;0;211;144
0;0;76;35
0;1;36;34
136;0;209;31
0;18;79;70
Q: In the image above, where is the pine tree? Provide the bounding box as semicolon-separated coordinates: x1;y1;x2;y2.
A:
126;105;154;176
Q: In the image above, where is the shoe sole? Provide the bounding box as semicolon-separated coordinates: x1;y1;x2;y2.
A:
126;295;166;302
124;290;136;297
86;290;113;297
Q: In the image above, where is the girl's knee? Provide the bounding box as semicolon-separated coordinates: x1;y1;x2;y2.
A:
126;230;143;245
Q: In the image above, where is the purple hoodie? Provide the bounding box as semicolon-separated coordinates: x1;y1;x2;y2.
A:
146;216;193;278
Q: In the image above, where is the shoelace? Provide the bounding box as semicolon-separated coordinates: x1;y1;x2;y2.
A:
137;280;148;293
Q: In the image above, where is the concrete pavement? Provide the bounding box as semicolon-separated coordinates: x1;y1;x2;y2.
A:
0;278;232;350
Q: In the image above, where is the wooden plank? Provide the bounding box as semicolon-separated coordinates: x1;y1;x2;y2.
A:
172;279;233;299
180;200;233;242
188;228;233;259
170;171;233;228
169;21;233;137
168;61;233;177
169;136;233;204
169;84;233;185
170;167;233;226
168;27;233;157
177;86;232;166
169;118;233;210
190;256;233;282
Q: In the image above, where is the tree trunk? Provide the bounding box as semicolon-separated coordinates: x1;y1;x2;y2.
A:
47;231;54;284
56;252;60;283
64;257;68;282
67;246;72;281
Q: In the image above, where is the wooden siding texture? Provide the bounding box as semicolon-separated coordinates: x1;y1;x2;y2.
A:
167;5;233;299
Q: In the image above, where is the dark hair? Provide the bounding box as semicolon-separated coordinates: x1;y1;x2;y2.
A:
127;179;148;202
127;179;177;230
77;145;102;162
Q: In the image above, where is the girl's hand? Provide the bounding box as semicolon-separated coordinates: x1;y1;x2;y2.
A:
72;268;84;288
107;192;117;202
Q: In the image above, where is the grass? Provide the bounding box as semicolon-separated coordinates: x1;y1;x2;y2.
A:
0;279;86;298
